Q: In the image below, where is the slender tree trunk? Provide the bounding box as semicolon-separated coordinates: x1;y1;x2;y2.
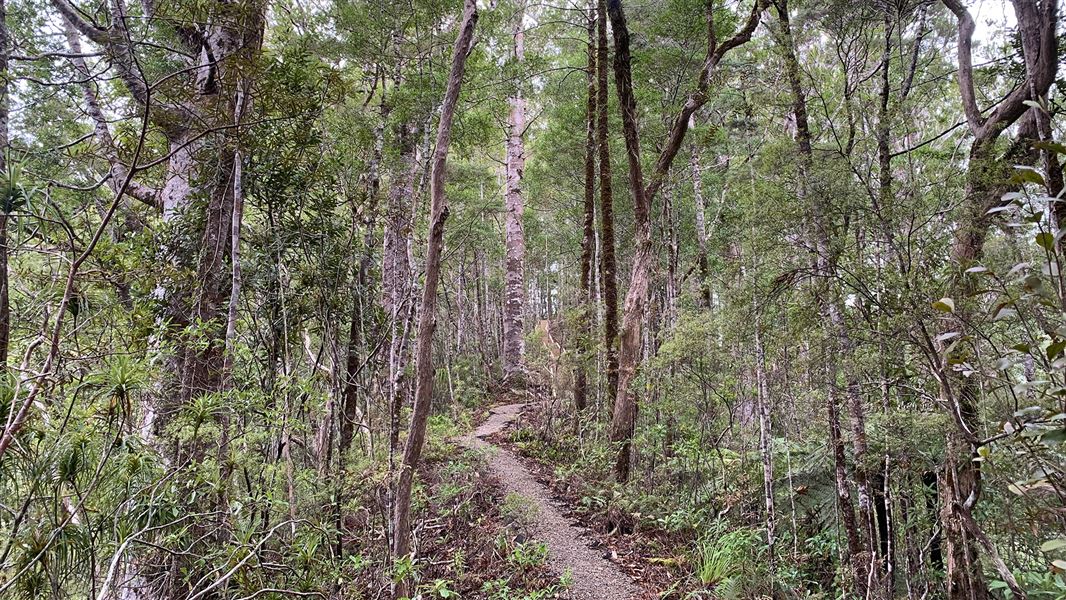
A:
384;123;418;462
574;2;597;416
754;317;775;557
936;3;1057;597
0;0;8;371
606;0;765;482
390;0;478;579
827;360;865;593
690;143;711;309
502;0;528;388
663;185;679;328
341;117;385;456
595;0;619;405
774;1;872;592
605;0;649;483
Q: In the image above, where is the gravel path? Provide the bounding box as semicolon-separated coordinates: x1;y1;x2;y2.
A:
460;403;641;600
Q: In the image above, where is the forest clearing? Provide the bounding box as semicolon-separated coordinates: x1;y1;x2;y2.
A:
1;0;1065;598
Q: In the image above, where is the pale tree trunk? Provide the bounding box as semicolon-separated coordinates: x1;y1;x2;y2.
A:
224;78;252;386
54;0;266;448
502;0;528;387
390;0;478;585
606;0;766;482
341;116;385;457
754;316;775;557
50;3;266;597
574;1;597;416
0;0;10;371
663;185;679;329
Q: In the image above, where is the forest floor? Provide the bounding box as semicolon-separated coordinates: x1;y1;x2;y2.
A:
460;401;645;600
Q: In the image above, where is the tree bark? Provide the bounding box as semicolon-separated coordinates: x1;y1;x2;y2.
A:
0;0;9;371
754;317;775;557
390;0;478;575
575;1;597;416
341;116;385;456
383;122;419;463
690;142;712;309
595;0;619;405
605;0;648;483
502;0;528;387
774;0;875;592
55;0;266;448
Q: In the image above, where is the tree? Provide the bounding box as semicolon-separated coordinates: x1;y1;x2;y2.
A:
574;0;597;415
932;2;1058;597
503;0;529;387
606;0;767;482
390;0;479;572
596;0;619;405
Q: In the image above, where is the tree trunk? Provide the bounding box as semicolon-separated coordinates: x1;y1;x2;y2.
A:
390;0;478;578
384;122;419;463
502;0;528;388
574;2;597;416
341;116;385;456
754;318;775;557
595;0;619;405
690;144;711;309
774;0;873;591
606;0;765;482
0;0;8;371
936;3;1057;597
605;0;648;483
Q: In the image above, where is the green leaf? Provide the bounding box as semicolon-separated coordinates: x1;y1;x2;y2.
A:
1047;340;1066;361
993;306;1017;321
1040;429;1066;445
933;298;955;313
1037;232;1056;250
1007;262;1030;277
1034;141;1066;155
1014;166;1046;185
1043;539;1066;553
1024;99;1047;112
993;357;1014;371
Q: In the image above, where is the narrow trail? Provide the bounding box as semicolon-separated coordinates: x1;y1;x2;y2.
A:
459;403;642;600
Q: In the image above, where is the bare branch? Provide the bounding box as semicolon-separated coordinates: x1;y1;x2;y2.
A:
64;20;159;209
51;0;108;45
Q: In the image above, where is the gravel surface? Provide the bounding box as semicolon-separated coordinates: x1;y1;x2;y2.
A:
460;403;641;600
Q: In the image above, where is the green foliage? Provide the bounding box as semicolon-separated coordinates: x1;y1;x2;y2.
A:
693;521;765;595
508;541;549;570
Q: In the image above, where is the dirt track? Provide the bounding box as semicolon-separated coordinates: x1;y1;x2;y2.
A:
459;403;640;600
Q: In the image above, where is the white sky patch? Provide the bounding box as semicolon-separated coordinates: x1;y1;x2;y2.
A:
971;0;1017;60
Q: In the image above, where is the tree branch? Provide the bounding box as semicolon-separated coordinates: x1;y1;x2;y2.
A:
64;21;160;209
941;0;984;133
644;0;767;203
51;0;108;45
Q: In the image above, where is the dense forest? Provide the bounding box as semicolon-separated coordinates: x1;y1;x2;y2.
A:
0;0;1064;598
